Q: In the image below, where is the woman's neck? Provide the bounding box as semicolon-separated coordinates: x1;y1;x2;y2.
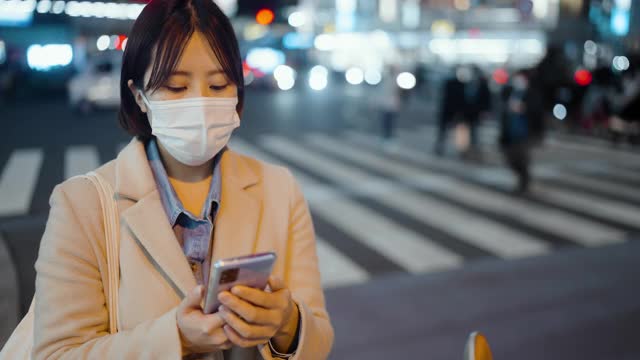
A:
156;141;214;182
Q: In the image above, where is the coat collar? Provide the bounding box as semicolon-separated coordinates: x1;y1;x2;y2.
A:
115;138;261;299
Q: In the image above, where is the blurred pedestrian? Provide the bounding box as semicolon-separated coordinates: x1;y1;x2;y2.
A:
611;62;640;145
379;64;402;146
434;66;466;156
461;65;491;159
499;69;545;194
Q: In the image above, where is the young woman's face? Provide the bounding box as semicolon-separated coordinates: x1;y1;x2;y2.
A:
140;31;238;101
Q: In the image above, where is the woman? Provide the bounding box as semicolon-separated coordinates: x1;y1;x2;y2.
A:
31;0;333;359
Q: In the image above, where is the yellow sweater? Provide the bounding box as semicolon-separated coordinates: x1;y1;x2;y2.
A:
168;175;212;218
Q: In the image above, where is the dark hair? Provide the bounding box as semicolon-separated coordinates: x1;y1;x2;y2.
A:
118;0;244;140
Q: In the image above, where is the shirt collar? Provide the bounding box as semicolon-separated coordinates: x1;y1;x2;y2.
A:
146;138;223;226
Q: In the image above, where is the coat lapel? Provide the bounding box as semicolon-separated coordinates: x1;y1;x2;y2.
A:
212;149;261;263
115;139;196;299
114;140;261;300
121;191;198;299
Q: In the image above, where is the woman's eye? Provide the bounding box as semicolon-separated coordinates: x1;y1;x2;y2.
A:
210;84;229;91
164;86;186;92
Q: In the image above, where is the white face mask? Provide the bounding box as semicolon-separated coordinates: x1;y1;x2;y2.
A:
140;92;240;166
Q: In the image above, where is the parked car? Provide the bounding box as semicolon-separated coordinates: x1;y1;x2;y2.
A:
68;54;121;114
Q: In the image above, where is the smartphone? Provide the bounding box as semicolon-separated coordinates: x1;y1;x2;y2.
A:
202;251;277;314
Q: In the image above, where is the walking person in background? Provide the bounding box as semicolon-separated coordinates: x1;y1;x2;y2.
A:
461;65;491;160
379;64;402;149
434;66;466;156
499;69;545;194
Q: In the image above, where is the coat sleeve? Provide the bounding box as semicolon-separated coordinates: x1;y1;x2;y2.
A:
32;179;183;360
258;170;335;360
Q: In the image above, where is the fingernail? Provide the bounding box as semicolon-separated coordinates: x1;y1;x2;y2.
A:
218;305;224;313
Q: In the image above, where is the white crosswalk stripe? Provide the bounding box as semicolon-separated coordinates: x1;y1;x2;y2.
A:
313;132;627;247
0;132;638;288
232;138;463;274
64;145;101;180
316;237;370;288
261;135;549;259
0;149;43;216
349;129;640;230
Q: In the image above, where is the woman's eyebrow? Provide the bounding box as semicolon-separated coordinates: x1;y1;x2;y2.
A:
170;69;224;76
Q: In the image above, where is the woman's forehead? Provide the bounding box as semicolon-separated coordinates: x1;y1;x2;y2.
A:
174;32;223;73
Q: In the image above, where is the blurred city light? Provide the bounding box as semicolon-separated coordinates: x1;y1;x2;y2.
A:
274;65;296;91
401;0;420;28
345;67;364;85
27;44;73;71
282;32;313;50
454;0;471;11
336;0;357;31
584;40;598;55
611;9;630;36
378;0;397;23
109;35;118;50
52;0;65;14
364;69;382;85
396;72;416;90
0;40;6;64
574;69;593;86
96;35;109;51
314;34;335;51
243;24;268;41
246;47;285;74
431;19;456;36
553;104;568;120
611;0;631;36
36;0;52;13
492;68;509;85
287;11;306;28
612;56;630;71
309;65;329;91
255;8;275;26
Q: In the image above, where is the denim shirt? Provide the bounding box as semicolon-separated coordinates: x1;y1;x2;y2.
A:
146;138;223;286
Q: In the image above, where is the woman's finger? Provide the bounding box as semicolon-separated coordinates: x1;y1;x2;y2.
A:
218;305;274;340
231;286;283;309
223;323;270;349
267;275;286;292
218;291;278;325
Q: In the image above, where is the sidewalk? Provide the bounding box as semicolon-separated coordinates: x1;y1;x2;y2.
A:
325;239;640;360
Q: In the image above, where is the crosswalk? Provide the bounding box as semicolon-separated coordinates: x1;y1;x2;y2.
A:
0;125;639;289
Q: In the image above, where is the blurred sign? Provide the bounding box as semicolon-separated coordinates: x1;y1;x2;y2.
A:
0;0;35;27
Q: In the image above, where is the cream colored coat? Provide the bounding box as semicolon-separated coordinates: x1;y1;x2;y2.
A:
32;138;334;359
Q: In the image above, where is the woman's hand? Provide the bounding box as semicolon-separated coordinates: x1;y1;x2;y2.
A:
177;285;233;356
216;275;300;351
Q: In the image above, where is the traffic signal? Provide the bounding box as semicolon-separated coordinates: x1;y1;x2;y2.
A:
255;8;275;25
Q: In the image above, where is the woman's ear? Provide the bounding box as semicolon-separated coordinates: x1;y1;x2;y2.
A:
127;79;147;113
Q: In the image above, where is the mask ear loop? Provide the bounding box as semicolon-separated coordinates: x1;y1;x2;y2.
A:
138;90;152;115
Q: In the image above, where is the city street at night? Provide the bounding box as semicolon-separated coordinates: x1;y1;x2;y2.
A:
1;0;639;359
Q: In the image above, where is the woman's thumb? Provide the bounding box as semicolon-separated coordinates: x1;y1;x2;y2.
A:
182;285;204;310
